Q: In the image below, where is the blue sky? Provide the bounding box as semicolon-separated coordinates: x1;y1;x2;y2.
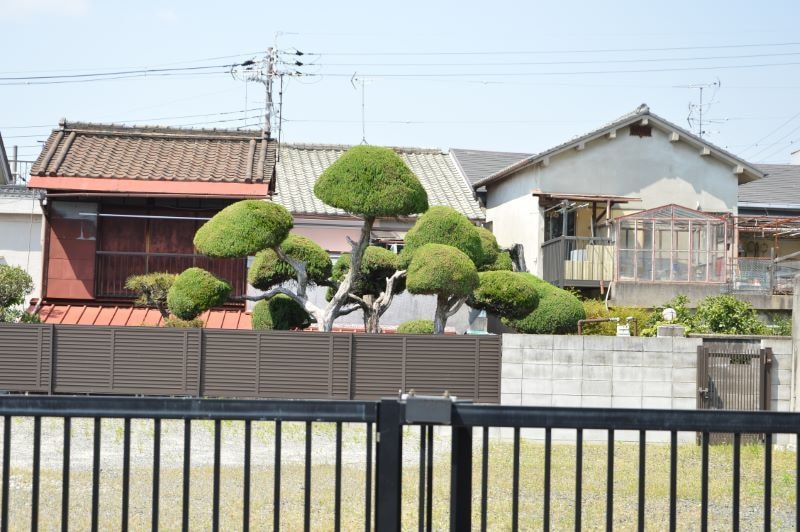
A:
2;0;800;164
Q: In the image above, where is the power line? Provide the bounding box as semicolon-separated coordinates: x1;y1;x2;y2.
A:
307;50;800;67
297;41;800;57
0;62;247;82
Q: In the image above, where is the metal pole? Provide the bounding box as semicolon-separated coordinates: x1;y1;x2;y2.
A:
450;424;473;531
375;399;404;532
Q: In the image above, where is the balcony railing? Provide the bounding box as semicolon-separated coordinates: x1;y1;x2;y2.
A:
728;257;800;295
541;236;614;287
95;251;247;299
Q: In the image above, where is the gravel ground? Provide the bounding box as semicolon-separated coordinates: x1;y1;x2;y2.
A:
0;417;796;530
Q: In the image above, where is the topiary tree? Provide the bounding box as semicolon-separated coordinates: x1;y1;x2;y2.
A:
397;319;435;334
167;267;231;321
401;206;485;268
174;146;428;332
125;272;177;319
406;243;479;334
330;246;406;333
503;274;585;334
0;264;34;323
251;294;311;330
467;270;539;319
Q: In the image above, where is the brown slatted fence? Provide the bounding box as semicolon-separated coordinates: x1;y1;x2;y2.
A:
0;324;501;402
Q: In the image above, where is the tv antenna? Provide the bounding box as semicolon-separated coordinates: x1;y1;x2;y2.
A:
351;73;371;144
680;78;721;138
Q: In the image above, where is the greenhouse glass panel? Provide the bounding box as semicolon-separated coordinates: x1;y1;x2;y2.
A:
672;251;689;281
618;250;635;280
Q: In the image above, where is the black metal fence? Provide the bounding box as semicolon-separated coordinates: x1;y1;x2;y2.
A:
1;395;799;530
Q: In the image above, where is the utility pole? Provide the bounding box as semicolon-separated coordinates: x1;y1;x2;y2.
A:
264;47;276;138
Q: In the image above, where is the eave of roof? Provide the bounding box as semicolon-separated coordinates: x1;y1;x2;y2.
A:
473;104;764;188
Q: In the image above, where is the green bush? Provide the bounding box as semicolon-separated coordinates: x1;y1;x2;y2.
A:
580;299;651;336
167;268;232;321
251;295;311;330
503;274;585;334
467;271;539;319
331;246;403;297
0;264;34;322
194;200;293;258
401;206;483;267
406;243;479;298
475;226;499;269
480;250;513;272
164;317;204;328
314;145;428;217
397;319;435;334
640;294;694;336
125;272;176;313
248;234;332;290
692;295;768;335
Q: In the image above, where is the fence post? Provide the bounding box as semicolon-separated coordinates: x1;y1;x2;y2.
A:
375;398;404;532
450;422;473;531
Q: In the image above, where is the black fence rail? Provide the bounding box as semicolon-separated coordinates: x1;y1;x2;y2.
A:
2;395;800;530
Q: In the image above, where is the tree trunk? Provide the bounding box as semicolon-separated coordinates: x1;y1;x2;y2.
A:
434;295;448;334
365;309;380;334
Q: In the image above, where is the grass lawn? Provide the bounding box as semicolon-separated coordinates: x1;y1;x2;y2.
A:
1;420;796;530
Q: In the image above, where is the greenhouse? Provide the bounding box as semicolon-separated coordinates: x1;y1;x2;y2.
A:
615;204;728;283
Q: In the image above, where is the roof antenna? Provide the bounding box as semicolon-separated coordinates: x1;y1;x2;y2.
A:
351;73;369;144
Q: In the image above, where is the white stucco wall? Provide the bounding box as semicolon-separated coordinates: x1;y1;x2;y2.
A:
0;192;44;306
484;126;741;274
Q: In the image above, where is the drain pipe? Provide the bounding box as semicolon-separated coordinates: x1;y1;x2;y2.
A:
578;317;619;335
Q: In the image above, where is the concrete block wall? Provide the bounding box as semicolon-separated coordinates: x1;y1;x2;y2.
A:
502;334;793;444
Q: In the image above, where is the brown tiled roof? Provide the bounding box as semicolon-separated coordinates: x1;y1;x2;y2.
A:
36;302;253;329
31;121;276;184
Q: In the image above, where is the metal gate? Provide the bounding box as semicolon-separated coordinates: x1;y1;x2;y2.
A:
697;342;772;444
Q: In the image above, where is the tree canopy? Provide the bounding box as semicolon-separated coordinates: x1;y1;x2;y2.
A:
313;145;429;217
252;295;311;330
467;270;539;319
503;274;585;334
194;200;293;258
331;246;404;297
167;267;231;321
401;206;484;267
406;243;479;298
248;234;332;291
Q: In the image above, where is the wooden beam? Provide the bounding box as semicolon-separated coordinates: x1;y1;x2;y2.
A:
700;147;711;156
541;156;550;167
733;165;744;174
669;132;680;142
608;129;617;139
575;142;585;151
640;118;649;126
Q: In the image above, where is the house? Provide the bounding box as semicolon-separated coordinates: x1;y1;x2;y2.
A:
735;162;800;299
471;104;765;308
27;121;276;326
0;132;45;307
26;123;485;330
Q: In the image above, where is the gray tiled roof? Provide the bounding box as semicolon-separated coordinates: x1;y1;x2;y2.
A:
450;148;532;186
739;164;800;207
274;144;484;220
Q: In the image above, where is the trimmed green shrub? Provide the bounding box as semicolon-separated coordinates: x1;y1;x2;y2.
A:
194;200;293;258
167;268;231;321
125;272;176;316
331;246;404;297
692;295;768;335
480;250;514;272
401;206;483;267
314;145;428;217
251;295;311;330
467;271;539;319
503;274;585;334
475;226;499;269
164;317;204;328
248;234;332;290
406;243;479;298
397;319;435;334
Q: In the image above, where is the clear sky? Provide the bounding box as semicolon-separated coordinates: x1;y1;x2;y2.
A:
2;0;800;166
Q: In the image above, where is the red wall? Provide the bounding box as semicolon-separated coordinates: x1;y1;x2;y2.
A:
46;203;97;300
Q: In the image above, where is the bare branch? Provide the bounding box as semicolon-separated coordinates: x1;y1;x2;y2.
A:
338;304;362;317
346;293;368;306
446;296;467;318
